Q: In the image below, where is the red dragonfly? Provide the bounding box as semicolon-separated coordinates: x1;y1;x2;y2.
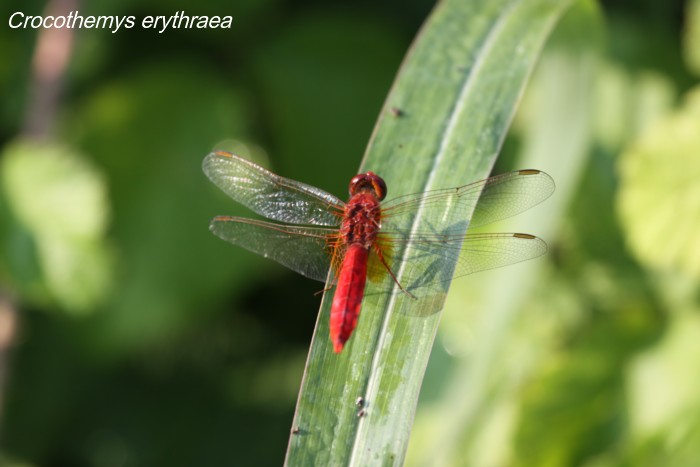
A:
203;151;554;353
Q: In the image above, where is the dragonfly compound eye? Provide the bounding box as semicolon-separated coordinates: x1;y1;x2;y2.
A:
349;172;387;200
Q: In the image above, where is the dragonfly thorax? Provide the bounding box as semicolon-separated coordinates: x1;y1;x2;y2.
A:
340;192;382;249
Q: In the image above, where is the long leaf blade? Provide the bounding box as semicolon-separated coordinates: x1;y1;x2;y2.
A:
286;0;573;465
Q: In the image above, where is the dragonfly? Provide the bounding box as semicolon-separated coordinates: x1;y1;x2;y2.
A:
203;151;554;353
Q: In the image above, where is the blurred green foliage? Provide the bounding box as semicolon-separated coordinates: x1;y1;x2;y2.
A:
0;0;699;466
0;141;111;313
406;0;700;466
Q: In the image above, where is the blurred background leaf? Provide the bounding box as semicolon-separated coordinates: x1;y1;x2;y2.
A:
618;88;700;279
0;0;699;466
0;140;112;314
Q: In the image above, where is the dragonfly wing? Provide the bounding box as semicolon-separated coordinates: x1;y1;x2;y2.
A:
210;216;338;282
373;232;547;293
381;170;554;232
471;170;554;228
203;151;344;226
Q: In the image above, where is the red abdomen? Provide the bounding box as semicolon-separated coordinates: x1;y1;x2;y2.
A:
330;244;369;353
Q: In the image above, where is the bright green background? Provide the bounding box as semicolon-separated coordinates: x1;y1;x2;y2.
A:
1;0;699;466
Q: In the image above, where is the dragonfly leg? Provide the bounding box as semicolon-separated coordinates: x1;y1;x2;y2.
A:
373;245;417;300
314;272;339;296
314;284;334;296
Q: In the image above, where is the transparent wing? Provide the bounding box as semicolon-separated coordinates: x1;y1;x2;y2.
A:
371;231;547;293
210;216;339;282
381;170;554;232
203;151;345;226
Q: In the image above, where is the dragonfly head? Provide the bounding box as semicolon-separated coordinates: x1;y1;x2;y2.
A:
349;172;387;201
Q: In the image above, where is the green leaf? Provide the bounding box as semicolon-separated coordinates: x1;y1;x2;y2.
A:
685;0;700;76
286;0;574;464
627;311;700;465
407;2;602;465
617;86;700;279
0;140;112;313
